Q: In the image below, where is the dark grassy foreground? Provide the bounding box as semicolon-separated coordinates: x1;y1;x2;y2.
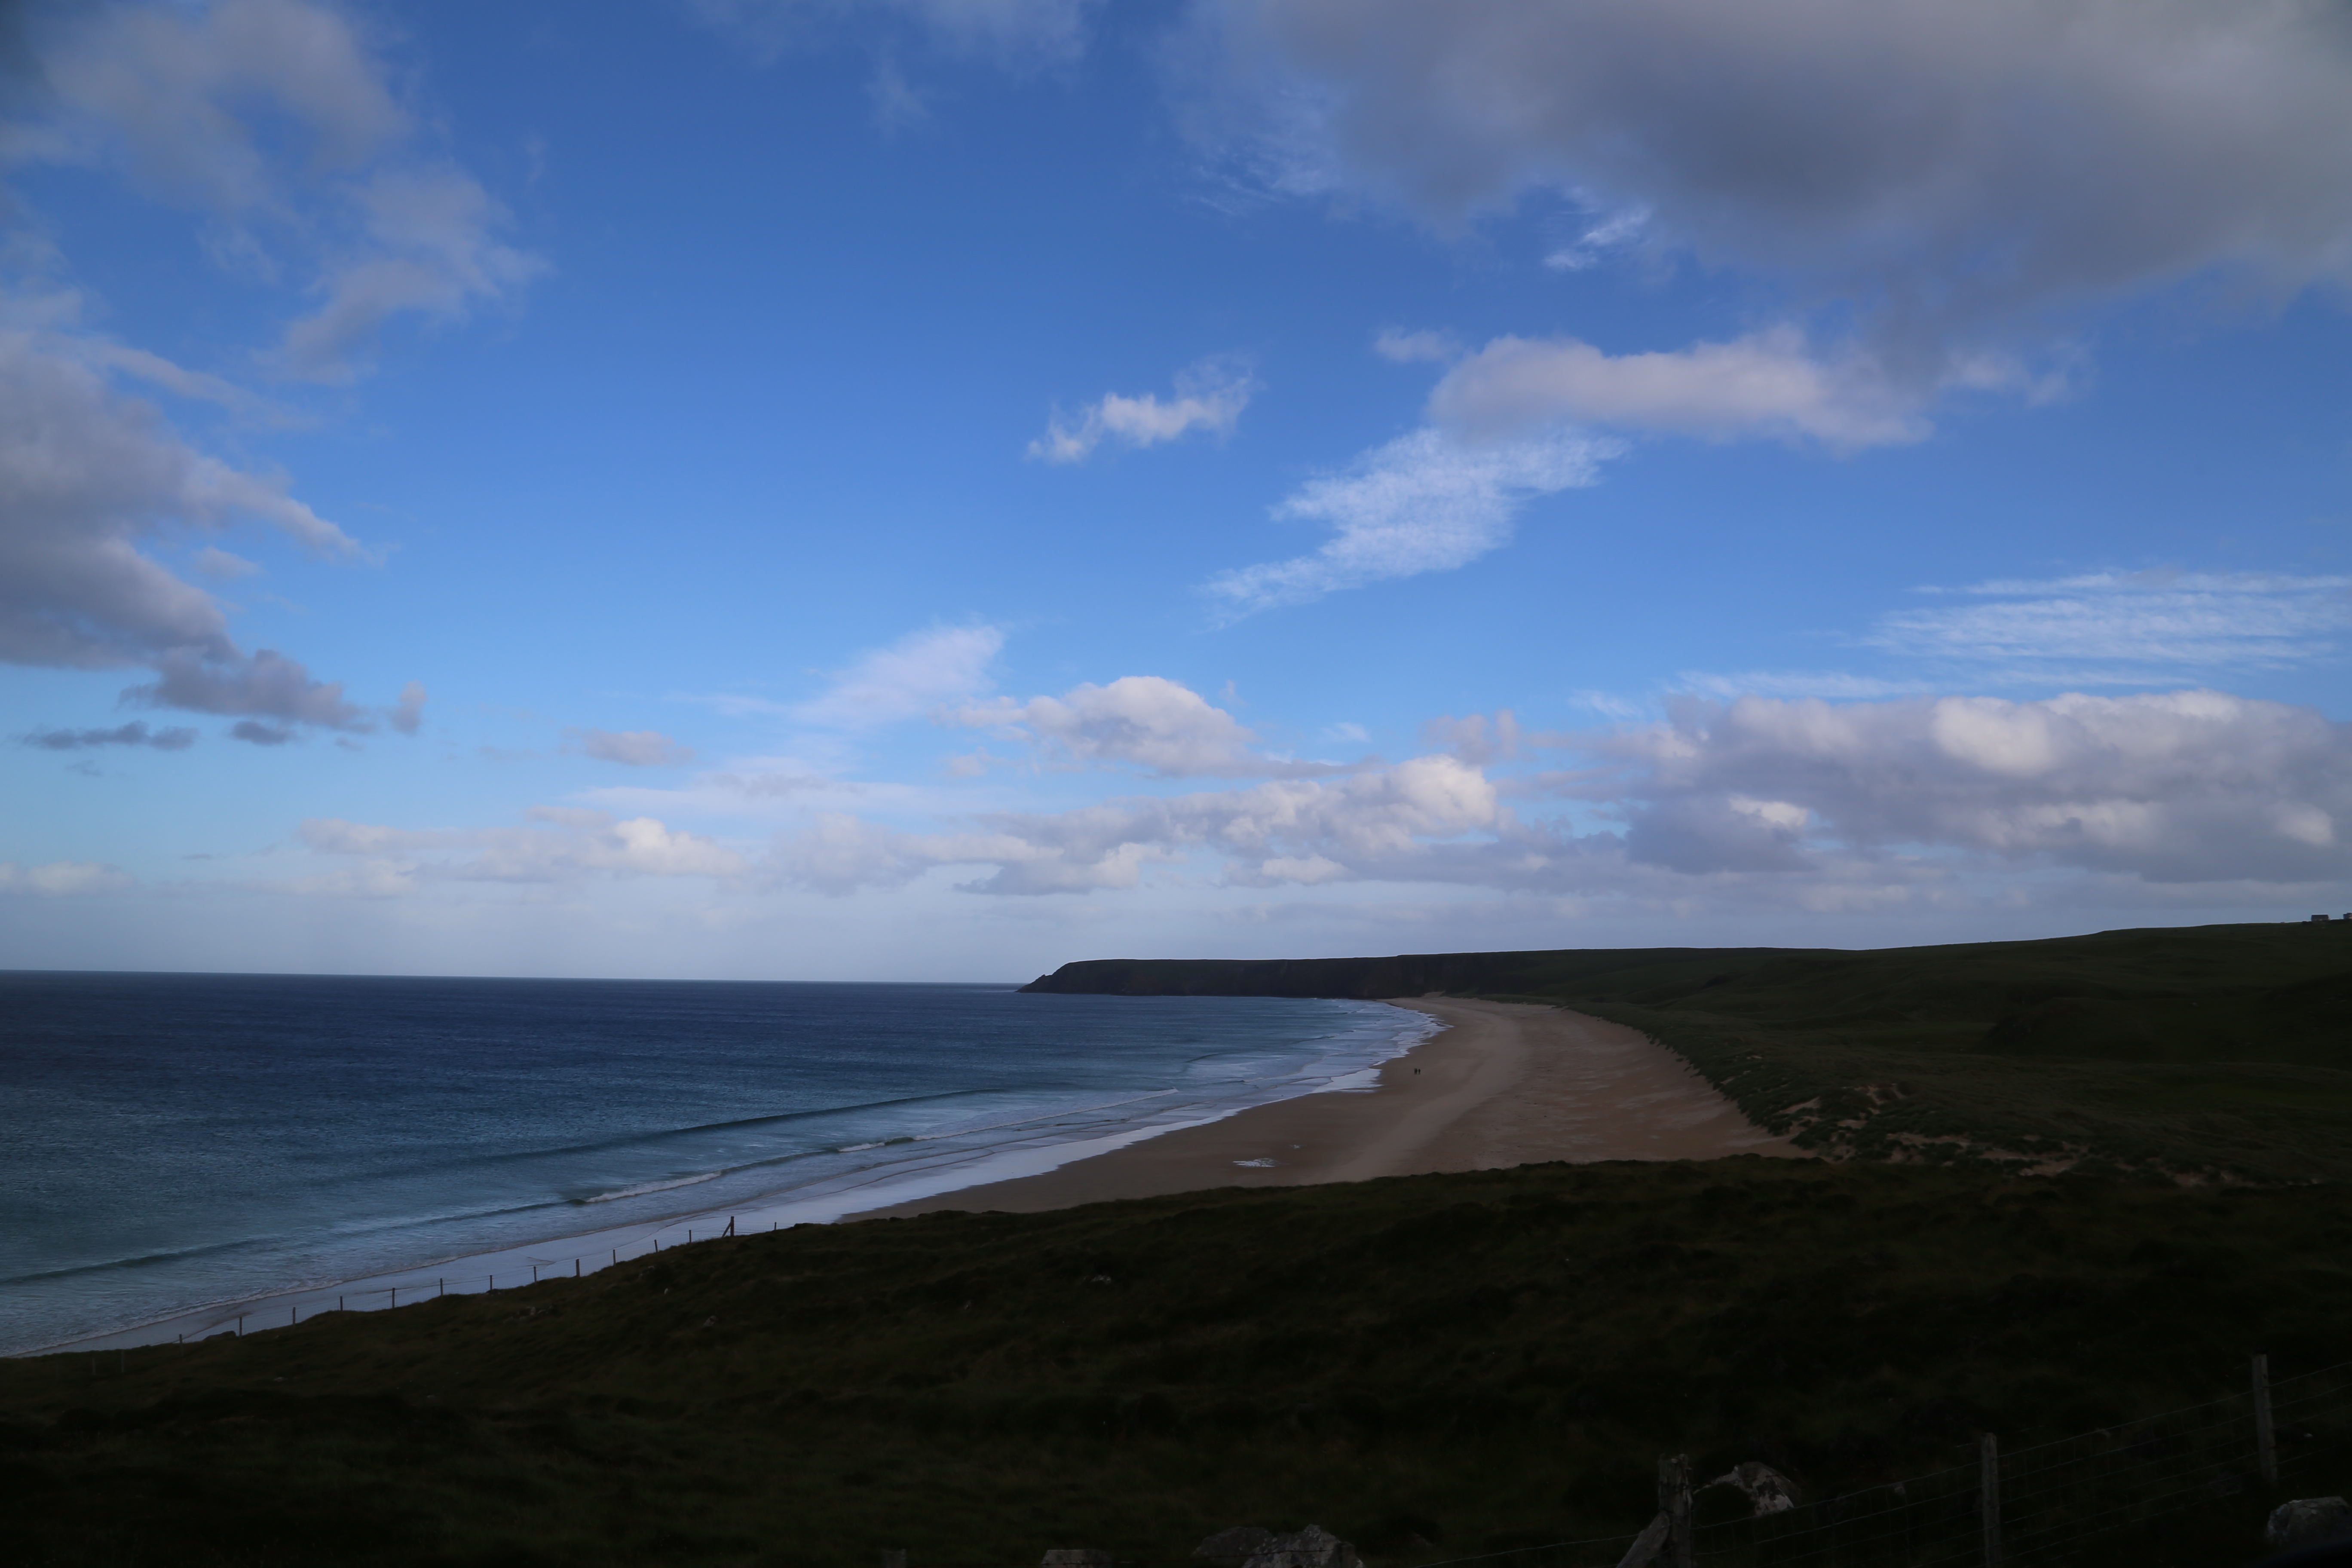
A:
1029;922;2352;1182
7;1160;2352;1568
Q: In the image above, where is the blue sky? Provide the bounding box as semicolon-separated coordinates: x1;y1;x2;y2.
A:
3;0;2349;979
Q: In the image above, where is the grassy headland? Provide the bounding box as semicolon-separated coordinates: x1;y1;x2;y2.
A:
1024;922;2352;1182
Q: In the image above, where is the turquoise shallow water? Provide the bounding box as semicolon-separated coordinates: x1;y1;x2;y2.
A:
0;972;1428;1354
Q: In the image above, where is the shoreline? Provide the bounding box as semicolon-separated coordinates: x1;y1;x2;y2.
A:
21;1001;1438;1356
26;1000;1797;1355
856;999;1804;1219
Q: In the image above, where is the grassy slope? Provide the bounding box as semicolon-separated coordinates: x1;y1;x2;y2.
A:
1031;923;2352;1182
6;1160;2352;1568
1544;925;2352;1182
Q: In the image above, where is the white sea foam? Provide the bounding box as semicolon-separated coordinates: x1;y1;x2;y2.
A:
580;1173;722;1204
21;995;1439;1355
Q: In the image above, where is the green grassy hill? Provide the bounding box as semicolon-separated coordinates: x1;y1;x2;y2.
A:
1027;922;2352;1182
6;1160;2350;1568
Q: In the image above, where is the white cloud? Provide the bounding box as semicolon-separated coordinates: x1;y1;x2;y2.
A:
793;623;1004;729
949;674;1338;778
569;728;697;767
1428;329;1928;450
0;859;135;895
750;686;2351;910
0;331;418;732
1204;426;1618;616
1029;355;1257;464
781;753;1503;896
1588;689;2352;883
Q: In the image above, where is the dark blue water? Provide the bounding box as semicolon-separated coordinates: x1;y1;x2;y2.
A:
0;973;1427;1354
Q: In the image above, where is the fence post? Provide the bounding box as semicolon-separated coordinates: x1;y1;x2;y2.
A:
2254;1353;2278;1488
1659;1454;1694;1568
1980;1433;2001;1568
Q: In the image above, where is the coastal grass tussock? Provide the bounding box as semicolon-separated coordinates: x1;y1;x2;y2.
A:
5;1158;2352;1567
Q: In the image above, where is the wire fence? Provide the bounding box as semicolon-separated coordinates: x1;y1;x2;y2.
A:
86;1213;769;1348
1408;1358;2352;1568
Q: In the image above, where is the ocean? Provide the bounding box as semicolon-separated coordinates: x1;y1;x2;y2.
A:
0;971;1429;1356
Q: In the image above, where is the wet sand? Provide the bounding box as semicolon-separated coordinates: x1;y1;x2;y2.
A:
858;998;1804;1219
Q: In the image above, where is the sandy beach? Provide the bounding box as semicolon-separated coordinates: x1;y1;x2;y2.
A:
858;999;1804;1219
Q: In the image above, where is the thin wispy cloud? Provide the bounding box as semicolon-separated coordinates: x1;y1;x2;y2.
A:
1205;426;1620;618
566;728;696;767
1866;572;2352;674
1029;355;1257;464
791;623;1005;729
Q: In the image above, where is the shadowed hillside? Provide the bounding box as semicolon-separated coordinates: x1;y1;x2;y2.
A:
5;1160;2351;1567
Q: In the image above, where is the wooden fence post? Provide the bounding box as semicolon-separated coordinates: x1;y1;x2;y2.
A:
1980;1433;2001;1568
2254;1354;2278;1488
1659;1454;1694;1568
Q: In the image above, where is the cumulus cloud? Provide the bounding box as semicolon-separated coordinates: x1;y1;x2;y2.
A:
758;687;2349;909
1205;426;1618;616
949;674;1343;778
0;859;134;895
1584;689;2352;884
1029;355;1257;464
18;720;196;751
0;331;421;733
1199;0;2352;427
569;728;697;767
291;808;747;892
126;647;367;729
793;623;1004;729
771;753;1503;896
